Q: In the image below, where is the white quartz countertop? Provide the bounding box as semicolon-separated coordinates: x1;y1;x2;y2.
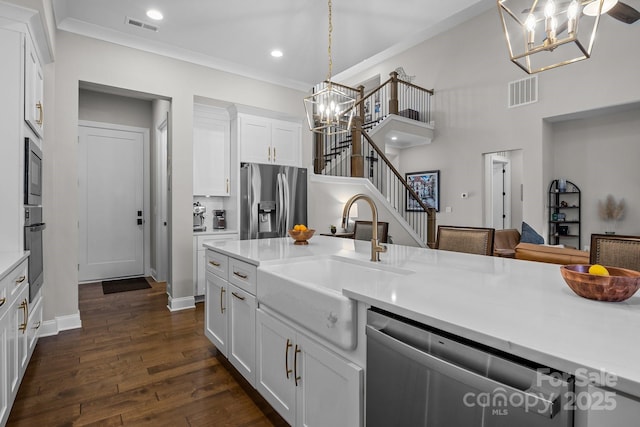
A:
194;229;238;236
0;251;29;281
203;236;640;397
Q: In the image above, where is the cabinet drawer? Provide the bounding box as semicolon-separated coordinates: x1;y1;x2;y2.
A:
0;259;27;321
228;258;257;295
206;250;228;280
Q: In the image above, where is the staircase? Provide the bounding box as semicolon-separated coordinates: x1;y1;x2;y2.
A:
312;72;437;247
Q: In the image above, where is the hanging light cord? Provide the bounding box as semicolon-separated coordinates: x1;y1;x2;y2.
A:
327;0;333;82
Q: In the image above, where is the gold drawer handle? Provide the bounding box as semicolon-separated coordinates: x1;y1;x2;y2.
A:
19;299;28;333
15;275;26;285
209;260;221;267
0;297;5;308
36;102;43;125
231;291;245;301
233;271;248;280
226;179;230;194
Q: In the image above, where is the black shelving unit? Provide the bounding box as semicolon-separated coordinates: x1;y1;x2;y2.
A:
548;179;581;248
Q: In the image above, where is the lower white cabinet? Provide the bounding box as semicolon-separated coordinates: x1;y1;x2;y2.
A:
205;271;228;356
204;258;257;386
228;284;256;386
0;308;10;425
256;308;363;427
574;384;640;427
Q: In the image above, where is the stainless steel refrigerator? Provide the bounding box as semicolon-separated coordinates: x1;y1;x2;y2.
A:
240;163;307;240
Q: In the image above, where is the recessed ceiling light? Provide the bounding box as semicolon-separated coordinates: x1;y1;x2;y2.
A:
146;9;163;21
391;136;398;141
271;50;283;58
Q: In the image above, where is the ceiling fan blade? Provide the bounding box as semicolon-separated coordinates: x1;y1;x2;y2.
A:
607;1;640;24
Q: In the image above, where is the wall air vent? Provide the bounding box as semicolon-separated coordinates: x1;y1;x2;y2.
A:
125;17;159;32
508;75;538;108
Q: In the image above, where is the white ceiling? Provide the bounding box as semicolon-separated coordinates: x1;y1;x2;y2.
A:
52;0;495;90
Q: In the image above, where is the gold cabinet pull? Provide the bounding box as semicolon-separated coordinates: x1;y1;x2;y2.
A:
209;260;221;267
15;275;26;285
294;344;301;386
220;287;226;313
268;146;271;162
233;271;248;280
226;179;229;194
273;147;276;161
36;101;43;125
19;299;28;333
231;291;245;301
285;339;293;379
0;297;5;308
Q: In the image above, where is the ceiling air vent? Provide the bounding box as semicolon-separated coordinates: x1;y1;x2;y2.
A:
125;17;158;32
508;75;538;108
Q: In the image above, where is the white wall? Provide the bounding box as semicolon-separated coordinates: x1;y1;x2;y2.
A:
78;89;152;129
550;106;640;242
336;10;640;240
46;30;310;322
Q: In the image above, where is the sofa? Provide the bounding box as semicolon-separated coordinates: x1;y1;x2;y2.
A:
514;243;590;265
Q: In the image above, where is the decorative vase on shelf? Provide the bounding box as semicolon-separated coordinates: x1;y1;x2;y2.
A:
557;179;567;192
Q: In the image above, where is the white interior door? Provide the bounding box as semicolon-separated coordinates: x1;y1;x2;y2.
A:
78;125;144;281
484;153;512;229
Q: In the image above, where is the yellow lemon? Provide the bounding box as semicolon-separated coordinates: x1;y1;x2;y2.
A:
588;264;610;276
299;224;307;231
293;224;301;231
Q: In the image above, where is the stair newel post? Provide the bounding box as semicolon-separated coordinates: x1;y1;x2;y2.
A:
313;132;324;174
350;85;365;178
427;208;436;248
389;71;399;115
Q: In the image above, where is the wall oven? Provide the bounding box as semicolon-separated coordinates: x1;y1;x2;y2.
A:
366;308;574;427
24;137;43;206
24;206;45;302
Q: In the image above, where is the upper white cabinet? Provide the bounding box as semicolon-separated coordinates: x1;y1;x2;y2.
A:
193;104;230;196
238;113;301;167
24;33;44;139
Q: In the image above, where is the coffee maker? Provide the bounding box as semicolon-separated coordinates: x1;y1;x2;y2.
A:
193;202;206;232
213;210;226;229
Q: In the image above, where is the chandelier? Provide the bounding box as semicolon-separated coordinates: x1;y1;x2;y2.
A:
304;0;356;135
497;0;609;73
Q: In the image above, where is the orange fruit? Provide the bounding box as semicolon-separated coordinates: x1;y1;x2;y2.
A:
588;264;610;276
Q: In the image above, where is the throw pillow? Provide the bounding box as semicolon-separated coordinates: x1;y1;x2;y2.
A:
521;221;544;244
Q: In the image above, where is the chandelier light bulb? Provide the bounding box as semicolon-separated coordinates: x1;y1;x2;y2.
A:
567;0;580;35
544;0;556;18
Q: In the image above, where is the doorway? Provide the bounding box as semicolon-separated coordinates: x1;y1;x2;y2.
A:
484;150;523;230
78;122;150;281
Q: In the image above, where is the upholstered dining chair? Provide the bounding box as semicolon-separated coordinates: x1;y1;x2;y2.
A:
435;225;495;256
353;220;389;244
590;234;640;272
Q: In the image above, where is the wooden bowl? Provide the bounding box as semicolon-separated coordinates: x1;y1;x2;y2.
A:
560;264;640;302
288;229;315;245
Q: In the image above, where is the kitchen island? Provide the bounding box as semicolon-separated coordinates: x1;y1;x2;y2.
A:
203;236;640;425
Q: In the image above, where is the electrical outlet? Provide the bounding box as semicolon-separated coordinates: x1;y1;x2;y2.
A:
445;206;452;213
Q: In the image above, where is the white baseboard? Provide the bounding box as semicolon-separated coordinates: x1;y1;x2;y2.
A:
167;296;195;312
40;312;82;337
149;268;157;282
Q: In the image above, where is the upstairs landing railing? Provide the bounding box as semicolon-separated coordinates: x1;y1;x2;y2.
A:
311;72;436;246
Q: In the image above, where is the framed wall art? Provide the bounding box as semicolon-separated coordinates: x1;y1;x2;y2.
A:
406;170;439;212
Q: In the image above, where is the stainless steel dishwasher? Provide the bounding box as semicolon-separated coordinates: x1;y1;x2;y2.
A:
366;308;574;427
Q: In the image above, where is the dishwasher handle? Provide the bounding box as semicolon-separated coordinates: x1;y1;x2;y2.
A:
366;324;561;419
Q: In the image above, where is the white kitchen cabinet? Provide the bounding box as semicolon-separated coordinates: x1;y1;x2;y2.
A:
238;113;301;167
0;308;9;426
228;283;256;386
24;32;44;139
205;271;228;356
194;233;237;297
27;294;43;357
204;248;258;388
574;384;640;427
193;104;230;196
256;308;363;427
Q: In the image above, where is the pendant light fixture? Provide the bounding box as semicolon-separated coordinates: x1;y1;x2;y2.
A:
498;0;607;73
304;0;356;135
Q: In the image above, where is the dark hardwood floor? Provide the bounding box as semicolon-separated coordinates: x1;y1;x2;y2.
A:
7;279;288;426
